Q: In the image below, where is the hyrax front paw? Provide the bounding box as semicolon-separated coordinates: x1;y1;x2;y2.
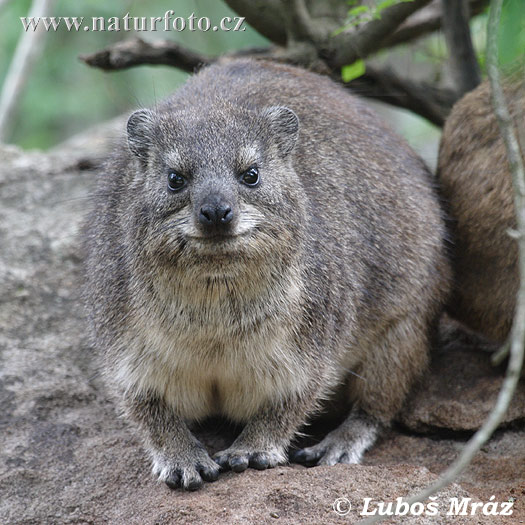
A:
292;411;380;467
213;445;286;473
152;445;220;491
292;438;364;466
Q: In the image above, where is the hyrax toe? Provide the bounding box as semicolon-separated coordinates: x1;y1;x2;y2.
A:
153;448;220;491
214;446;285;473
164;471;181;490
198;463;220;482
249;452;271;470
181;471;204;491
291;446;326;467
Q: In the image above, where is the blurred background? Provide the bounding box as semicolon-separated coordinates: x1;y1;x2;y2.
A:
0;0;524;169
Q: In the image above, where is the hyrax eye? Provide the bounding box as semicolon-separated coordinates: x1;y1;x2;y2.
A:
239;166;260;187
167;171;186;192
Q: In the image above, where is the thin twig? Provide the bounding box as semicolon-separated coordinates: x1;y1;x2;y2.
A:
0;0;56;143
357;1;524;522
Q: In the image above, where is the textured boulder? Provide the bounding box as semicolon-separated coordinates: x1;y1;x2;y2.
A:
400;340;525;432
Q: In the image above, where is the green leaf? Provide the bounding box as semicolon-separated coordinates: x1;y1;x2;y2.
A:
377;0;414;11
348;6;370;16
341;60;366;82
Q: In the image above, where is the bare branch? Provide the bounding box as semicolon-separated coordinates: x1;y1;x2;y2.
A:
79;37;211;73
442;0;481;96
223;0;287;45
224;0;350;47
357;2;525;521
382;0;489;48
328;0;433;68
80;36;457;126
288;0;319;42
342;65;457;126
0;0;56;143
225;0;488;62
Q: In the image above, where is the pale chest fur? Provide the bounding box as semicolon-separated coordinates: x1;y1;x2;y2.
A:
114;271;311;422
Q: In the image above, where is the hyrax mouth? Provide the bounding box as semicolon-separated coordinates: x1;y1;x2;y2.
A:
187;232;252;258
189;231;248;242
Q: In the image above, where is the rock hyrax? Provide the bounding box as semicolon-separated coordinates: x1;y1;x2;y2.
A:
438;79;525;344
84;58;451;490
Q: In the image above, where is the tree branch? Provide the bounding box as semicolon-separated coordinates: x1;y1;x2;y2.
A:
0;0;56;143
79;37;211;73
80;37;457;126
288;0;319;42
226;0;462;64
224;0;287;45
328;0;433;68
382;0;489;48
342;65;457;127
442;0;481;96
79;0;475;127
357;2;525;521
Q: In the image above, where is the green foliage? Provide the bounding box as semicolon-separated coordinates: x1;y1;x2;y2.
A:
335;0;414;33
496;0;525;66
341;59;366;82
471;0;525;74
0;0;268;149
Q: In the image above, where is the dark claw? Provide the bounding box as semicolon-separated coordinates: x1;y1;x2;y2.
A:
249;452;270;470
290;449;306;462
291;447;324;467
230;456;249;472
165;472;181;490
199;465;219;482
338;452;350;463
185;477;203;491
214;455;228;470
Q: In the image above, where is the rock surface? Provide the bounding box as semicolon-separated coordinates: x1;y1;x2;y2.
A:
0;133;523;524
400;340;525;432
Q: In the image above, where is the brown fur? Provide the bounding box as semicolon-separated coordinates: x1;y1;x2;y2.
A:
438;79;525;343
83;58;451;490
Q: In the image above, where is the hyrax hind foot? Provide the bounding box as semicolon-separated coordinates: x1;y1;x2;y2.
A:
292;410;380;466
152;443;220;491
214;445;286;473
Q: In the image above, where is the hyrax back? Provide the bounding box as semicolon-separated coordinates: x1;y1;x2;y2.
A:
438;80;525;343
84;59;450;490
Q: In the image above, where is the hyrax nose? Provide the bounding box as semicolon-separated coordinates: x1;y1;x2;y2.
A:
198;200;234;230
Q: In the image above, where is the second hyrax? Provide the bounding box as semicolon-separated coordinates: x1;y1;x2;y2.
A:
438;79;525;343
84;59;451;490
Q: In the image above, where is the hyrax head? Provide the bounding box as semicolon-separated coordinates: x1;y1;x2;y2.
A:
125;100;304;272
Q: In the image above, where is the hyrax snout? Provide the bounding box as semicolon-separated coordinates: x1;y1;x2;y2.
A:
197;194;234;232
83;58;451;490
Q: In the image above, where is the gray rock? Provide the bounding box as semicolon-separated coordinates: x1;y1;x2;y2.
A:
399;322;525;432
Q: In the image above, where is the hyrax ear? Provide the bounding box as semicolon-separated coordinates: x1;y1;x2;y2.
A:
127;109;155;160
261;106;299;157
